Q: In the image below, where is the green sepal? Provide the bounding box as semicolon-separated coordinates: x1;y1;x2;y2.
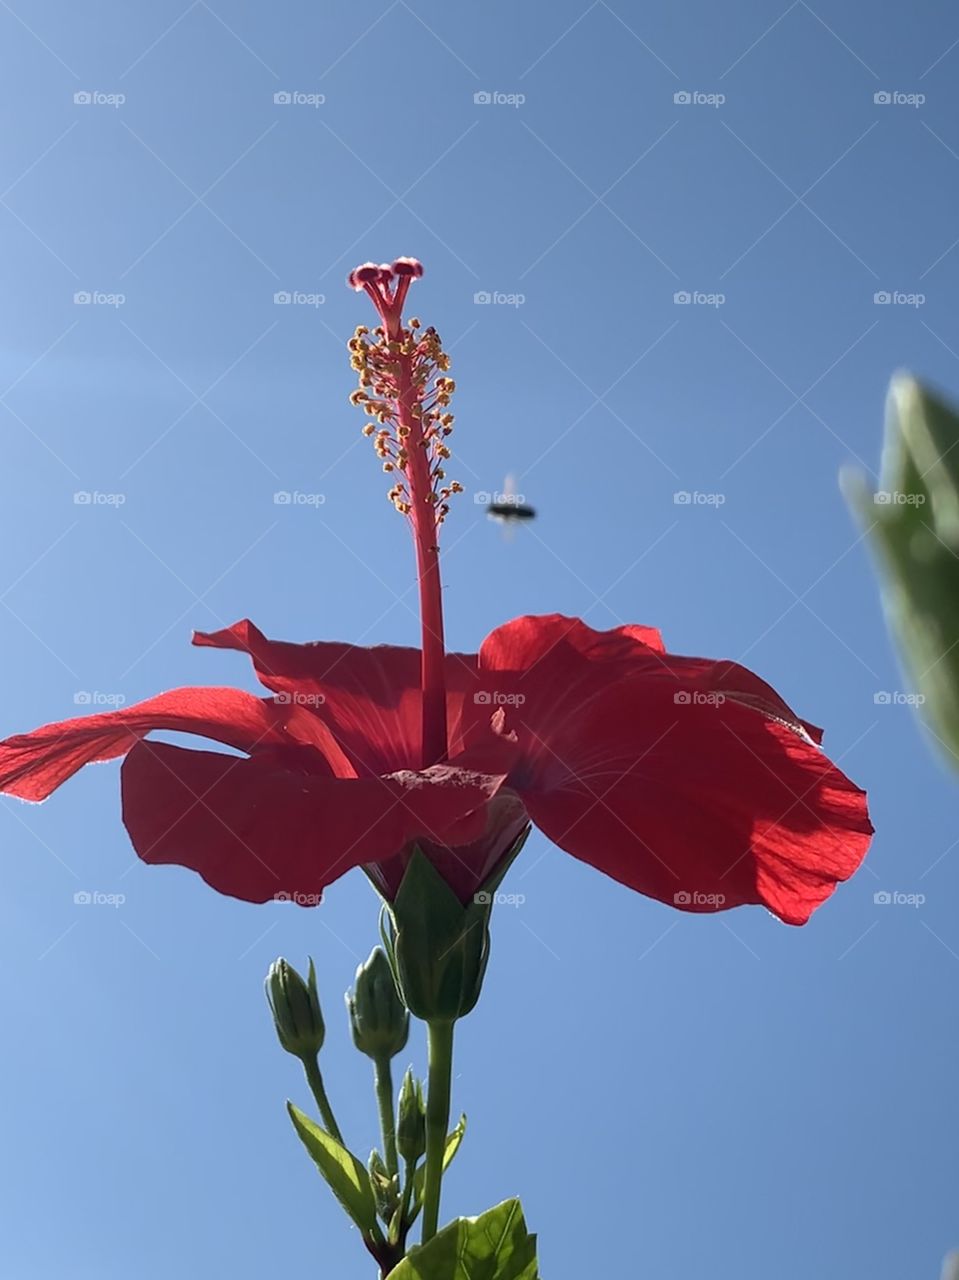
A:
385;1197;539;1280
287;1102;378;1235
384;830;530;1023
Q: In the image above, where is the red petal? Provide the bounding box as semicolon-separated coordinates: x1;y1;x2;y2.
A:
195;620;477;774
122;742;506;905
0;688;345;802
467;614;818;756
518;673;871;925
481;614;664;671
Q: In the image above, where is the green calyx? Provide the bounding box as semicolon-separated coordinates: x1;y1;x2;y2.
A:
380;834;528;1025
346;946;410;1060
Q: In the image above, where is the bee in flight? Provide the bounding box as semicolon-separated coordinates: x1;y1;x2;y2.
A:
486;474;536;525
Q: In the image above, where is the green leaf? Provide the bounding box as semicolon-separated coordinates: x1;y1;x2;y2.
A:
287;1102;378;1234
410;1114;467;1216
843;374;959;768
386;1197;539;1280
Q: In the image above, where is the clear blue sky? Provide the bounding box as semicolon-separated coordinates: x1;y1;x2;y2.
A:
1;2;958;1276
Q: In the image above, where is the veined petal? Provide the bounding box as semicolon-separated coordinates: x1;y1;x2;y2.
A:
516;672;871;925
466;614;819;756
0;687;345;803
122;743;507;905
195;620;478;774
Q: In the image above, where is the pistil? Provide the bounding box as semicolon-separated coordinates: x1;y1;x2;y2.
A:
347;259;461;767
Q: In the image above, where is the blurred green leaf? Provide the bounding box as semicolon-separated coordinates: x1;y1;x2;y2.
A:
843;374;959;769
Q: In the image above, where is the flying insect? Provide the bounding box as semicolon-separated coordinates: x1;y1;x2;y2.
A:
486;474;536;525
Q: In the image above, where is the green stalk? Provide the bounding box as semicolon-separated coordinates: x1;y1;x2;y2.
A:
421;1019;455;1243
303;1055;344;1146
374;1053;399;1179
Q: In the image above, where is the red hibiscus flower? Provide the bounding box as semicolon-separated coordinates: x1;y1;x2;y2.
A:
0;260;872;925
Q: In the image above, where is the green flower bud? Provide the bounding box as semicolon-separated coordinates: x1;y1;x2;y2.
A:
367;1149;399;1221
265;957;325;1059
396;1067;426;1165
346;947;409;1060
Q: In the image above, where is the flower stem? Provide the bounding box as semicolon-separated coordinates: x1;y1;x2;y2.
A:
303;1055;344;1146
421;1019;455;1243
374;1053;399;1180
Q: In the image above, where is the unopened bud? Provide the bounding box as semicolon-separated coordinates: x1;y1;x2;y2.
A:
396;1067;426;1165
265;957;325;1059
345;947;409;1060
